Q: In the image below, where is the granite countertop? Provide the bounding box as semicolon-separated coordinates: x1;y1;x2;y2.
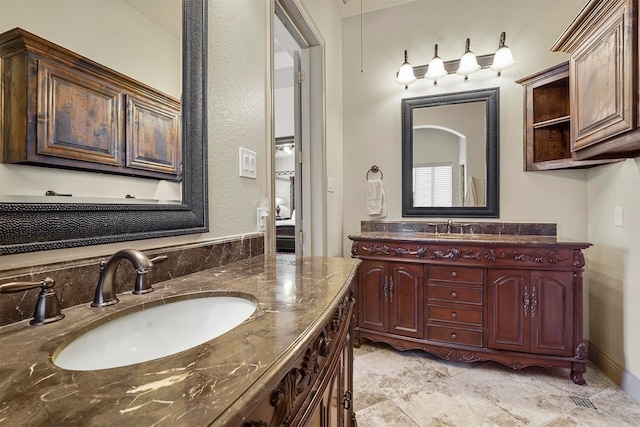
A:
0;255;360;426
348;231;591;247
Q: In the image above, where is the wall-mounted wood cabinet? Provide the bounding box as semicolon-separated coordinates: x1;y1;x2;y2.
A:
552;0;640;160
350;235;590;385
0;28;181;181
517;62;618;170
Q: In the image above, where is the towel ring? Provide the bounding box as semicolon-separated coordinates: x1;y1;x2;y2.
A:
366;165;383;181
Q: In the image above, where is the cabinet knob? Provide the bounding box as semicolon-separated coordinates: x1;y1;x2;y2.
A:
451;333;457;339
451;271;457;277
451;292;457;298
451;312;457;318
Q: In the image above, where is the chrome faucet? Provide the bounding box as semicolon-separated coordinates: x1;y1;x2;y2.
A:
0;277;64;325
91;249;166;308
446;219;453;234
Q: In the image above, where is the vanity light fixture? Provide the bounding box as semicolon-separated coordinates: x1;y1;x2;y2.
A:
490;31;516;75
424;44;447;84
395;32;516;88
395;50;417;88
456;38;481;79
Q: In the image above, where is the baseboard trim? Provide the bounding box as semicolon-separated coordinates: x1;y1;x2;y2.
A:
587;341;640;403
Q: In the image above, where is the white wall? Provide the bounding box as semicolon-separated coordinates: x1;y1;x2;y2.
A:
341;0;589;256
587;158;640;393
300;0;344;257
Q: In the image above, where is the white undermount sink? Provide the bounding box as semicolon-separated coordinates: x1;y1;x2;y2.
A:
53;293;257;371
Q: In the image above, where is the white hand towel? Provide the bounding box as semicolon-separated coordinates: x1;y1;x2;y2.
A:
367;179;387;217
464;176;477;207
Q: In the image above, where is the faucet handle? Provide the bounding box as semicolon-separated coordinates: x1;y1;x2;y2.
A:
149;255;168;265
0;278;65;325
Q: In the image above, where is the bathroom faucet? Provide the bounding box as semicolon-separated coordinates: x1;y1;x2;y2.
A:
0;277;64;325
91;249;166;308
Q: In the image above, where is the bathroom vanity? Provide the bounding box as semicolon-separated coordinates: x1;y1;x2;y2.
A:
349;221;591;384
0;255;359;426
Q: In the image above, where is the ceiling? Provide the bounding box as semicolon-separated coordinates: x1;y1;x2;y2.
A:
339;0;418;18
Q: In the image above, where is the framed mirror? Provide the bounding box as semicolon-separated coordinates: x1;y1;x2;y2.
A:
0;0;208;255
402;87;499;218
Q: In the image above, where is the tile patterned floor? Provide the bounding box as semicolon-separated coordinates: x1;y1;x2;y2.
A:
353;342;640;426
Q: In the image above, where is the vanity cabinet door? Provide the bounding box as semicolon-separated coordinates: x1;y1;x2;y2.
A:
488;269;574;356
552;0;640;159
389;263;424;338
357;261;423;338
357;261;388;333
570;0;635;153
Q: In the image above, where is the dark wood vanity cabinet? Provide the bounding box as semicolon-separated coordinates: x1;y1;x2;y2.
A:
0;27;181;180
350;236;590;385
552;0;640;160
244;293;357;427
358;261;423;339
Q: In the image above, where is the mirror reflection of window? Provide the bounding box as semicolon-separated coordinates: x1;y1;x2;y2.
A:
413;163;452;207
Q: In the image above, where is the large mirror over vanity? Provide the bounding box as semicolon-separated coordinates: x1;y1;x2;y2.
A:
401;87;499;217
0;0;208;255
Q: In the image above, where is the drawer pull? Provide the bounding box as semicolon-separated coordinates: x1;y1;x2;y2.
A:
451;333;457;339
451;271;457;277
451;292;457;298
451;312;457;318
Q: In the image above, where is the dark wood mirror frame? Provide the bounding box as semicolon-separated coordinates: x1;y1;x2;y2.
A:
0;0;208;255
401;87;499;218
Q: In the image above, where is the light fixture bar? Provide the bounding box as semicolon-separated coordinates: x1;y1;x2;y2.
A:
412;53;495;80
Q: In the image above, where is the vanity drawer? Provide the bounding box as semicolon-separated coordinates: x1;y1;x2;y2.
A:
427;325;483;347
428;266;483;284
427;284;483;305
427;305;483;327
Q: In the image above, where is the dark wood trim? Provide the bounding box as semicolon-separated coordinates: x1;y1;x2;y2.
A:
401;87;500;218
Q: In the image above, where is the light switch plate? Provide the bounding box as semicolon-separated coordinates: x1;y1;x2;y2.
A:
239;148;257;179
614;206;624;227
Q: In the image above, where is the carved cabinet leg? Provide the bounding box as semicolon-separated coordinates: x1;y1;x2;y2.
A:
570;362;586;385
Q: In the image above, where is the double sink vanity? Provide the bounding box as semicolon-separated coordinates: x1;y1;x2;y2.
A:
349;220;591;385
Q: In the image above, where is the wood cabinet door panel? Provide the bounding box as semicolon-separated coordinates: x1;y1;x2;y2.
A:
37;58;122;165
389;263;423;338
358;262;388;332
488;271;528;352
126;94;181;176
531;271;574;356
571;0;634;150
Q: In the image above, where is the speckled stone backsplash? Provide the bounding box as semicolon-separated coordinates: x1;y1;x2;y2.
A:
0;235;263;326
361;220;557;236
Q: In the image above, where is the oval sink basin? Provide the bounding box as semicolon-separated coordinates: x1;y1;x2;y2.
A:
53;294;257;371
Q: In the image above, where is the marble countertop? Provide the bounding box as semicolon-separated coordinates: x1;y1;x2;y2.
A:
348;231;591;247
0;255;359;426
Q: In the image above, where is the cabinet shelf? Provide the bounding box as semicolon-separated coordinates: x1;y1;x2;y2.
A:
533;116;571;128
517;62;621;171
